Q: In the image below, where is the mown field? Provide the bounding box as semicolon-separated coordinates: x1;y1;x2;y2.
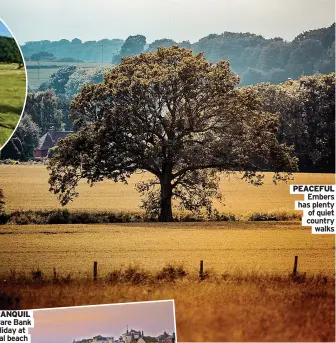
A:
0;165;334;341
0;64;26;147
26;61;111;88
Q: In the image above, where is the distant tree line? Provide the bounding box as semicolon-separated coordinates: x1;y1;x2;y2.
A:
21;23;335;84
21;38;124;63
0;36;23;67
25;51;84;63
191;24;335;85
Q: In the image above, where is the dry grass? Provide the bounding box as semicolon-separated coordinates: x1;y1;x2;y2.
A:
0;166;334;341
0;165;334;216
0;222;334;276
1;271;334;342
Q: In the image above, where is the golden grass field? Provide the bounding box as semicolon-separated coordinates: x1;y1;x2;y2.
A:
0;222;334;276
0;164;334;215
0;165;334;341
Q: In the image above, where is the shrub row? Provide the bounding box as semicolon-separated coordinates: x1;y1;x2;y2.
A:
2;264;330;286
0;209;301;225
4;264;188;285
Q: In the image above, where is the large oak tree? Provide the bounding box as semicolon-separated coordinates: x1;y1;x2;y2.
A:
48;47;297;221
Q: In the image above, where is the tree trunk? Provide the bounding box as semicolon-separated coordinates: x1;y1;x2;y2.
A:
159;168;173;222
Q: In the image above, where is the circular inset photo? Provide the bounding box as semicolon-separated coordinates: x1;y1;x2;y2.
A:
0;18;27;149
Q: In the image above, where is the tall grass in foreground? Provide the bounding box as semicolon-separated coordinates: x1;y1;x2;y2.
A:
0;265;334;342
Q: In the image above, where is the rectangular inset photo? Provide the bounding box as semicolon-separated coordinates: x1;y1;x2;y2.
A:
29;300;177;343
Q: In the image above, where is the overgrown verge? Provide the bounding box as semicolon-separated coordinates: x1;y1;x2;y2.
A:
246;210;302;221
1;264;331;287
0;209;301;225
1;267;334;342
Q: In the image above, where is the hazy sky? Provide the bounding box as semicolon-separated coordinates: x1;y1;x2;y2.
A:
0;19;12;37
0;0;334;44
29;301;176;343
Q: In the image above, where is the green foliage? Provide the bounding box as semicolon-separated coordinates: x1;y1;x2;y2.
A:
315;42;335;74
24;90;63;134
13;115;40;159
0;66;26;146
113;35;146;63
190;24;335;85
294;23;335;49
21;38;123;63
1;88;70;160
0;137;22;160
21;23;335;84
1;113;40;161
30;51;55;61
64;66;109;99
39;65;77;95
0;36;23;66
148;38;177;52
48;46;297;221
56;57;84;62
251;73;335;172
2;209;236;224
287;39;324;76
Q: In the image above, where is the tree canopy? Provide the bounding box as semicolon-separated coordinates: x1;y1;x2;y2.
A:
39;65;77;95
30;51;56;61
252;73;335;172
113;35;147;63
21;38;123;63
64;66;109;99
48;46;297;221
0;36;23;67
0;114;39;161
24;90;63;134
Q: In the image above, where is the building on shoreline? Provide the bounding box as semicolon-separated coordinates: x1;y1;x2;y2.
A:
73;328;175;343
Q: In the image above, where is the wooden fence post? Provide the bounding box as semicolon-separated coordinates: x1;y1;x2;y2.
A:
199;260;204;280
93;261;98;281
292;256;298;275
